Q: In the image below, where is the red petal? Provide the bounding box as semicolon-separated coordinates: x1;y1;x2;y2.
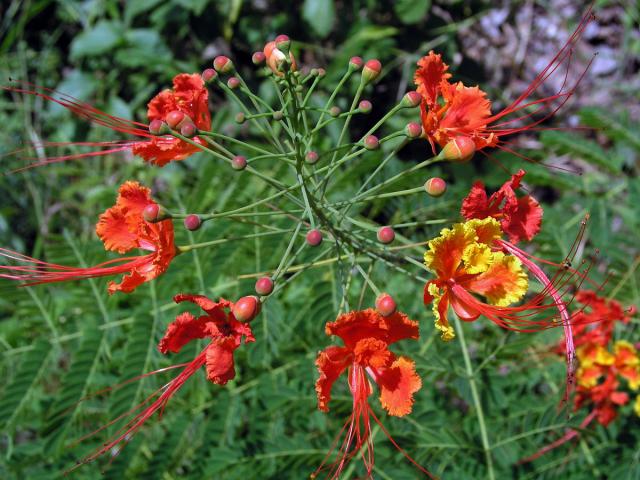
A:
158;312;210;354
376;357;422;416
326;309;419;349
460;181;491;221
315;345;351;412
502;195;543;243
414;51;450;108
205;338;237;385
173;293;231;317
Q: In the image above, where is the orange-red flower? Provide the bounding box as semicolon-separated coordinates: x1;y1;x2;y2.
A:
4;73;210;169
313;309;431;479
0;181;176;294
73;294;255;469
461;169;543;244
414;7;593;159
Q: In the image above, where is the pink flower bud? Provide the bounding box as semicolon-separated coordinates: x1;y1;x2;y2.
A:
202;68;217;83
364;135;379;150
424;177;447;197
362;59;382;84
358;100;372;114
329;106;341;117
441;136;476;162
306;229;323;246
375;293;397;317
143;204;160;222
275;34;291;52
232;155;247;170
227;76;240;89
213;55;234;74
349;56;363;70
316;68;326;77
165;110;185;129
402;91;422;108
184;214;202;231
310;68;319;77
233;296;261;322
180;122;197;138
377;226;395;244
148;119;168;135
252;51;266;65
305;151;319;164
255;276;274;296
405;122;422;139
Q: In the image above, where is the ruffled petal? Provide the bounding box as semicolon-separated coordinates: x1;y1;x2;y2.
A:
424;222;476;278
96;207;139;254
353;338;392;368
158;312;210;354
315;345;351;412
174;293;231;317
205;338;237;385
429;283;455;341
460;181;492;221
376;357;422;416
439;83;493;139
465;251;528;307
414;51;451;108
132;137;203;167
325;309;418;349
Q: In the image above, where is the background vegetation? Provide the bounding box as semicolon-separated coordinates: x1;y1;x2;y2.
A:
1;0;639;478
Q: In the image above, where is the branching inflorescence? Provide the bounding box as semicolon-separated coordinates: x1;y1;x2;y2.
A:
1;4;637;478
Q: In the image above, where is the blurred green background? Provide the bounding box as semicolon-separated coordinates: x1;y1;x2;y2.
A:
1;0;639;478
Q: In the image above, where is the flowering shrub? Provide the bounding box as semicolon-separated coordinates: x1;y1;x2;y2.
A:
1;4;638;479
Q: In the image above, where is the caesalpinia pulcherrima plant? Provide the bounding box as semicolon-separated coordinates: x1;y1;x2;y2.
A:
2;4;635;478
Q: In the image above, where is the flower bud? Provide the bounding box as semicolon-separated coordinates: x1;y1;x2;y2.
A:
441;136;476;162
252;51;266;65
143;203;170;222
273;110;284;121
255;276;274;296
316;68;326;78
405;122;423;139
202;68;217;83
310;68;319;77
231;155;247;170
358;100;372;114
180;122;197;138
329;106;341;117
306;229;323;246
376;226;395;244
165;110;185;129
184;214;202;231
305;151;319;164
362;59;381;84
364;135;379;150
349;56;363;70
148;119;168;135
235;112;246;124
402;91;422;108
227;77;240;89
213;55;234;74
233;295;261;322
275;34;291;53
424;177;447;197
375;293;397;317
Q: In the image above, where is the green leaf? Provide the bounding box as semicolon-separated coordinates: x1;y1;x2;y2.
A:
70;20;124;59
302;0;335;38
394;0;430;24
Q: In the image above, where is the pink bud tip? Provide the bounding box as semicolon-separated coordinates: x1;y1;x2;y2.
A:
227;77;240;89
424;177;447;197
233;296;261;322
349;56;363;70
275;34;291;51
252;51;266;65
442;136;476;162
165;110;185;129
375;293;397;317
362;59;382;83
405;122;423;139
358;100;372;114
316;68;326;77
148;119;166;135
143;204;160;222
180;122;197;138
376;226;395;244
305;151;319;164
364;135;379;150
255;277;274;296
213;55;234;74
184;214;202;231
306;229;323;246
202;68;217;83
402;91;422;108
329;106;341;117
232;155;247;170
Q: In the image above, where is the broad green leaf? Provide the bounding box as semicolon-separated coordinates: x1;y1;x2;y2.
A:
394;0;431;24
302;0;335;38
70;20;124;59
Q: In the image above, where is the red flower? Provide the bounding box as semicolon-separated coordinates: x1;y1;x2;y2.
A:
414;7;593;159
4;73;210;169
575;372;629;427
461;169;543;244
313;309;432;479
0;181;176;294
72;294;255;469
